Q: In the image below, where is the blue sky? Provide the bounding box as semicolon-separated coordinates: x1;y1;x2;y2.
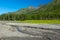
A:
0;0;52;14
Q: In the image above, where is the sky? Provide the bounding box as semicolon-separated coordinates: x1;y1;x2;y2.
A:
0;0;52;14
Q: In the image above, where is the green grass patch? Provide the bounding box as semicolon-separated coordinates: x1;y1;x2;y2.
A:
19;20;60;24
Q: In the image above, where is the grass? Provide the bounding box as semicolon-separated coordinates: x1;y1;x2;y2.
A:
19;20;60;24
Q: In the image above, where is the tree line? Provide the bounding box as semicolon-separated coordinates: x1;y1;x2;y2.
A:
0;11;60;21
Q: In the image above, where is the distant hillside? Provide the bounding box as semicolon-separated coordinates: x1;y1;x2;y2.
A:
0;0;60;20
31;0;60;19
15;6;37;14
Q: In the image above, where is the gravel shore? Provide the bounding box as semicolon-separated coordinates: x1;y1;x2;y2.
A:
0;21;60;40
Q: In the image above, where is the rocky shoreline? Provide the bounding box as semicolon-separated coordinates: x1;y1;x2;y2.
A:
0;21;60;40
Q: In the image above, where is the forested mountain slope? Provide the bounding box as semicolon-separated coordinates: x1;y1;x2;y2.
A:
0;0;60;20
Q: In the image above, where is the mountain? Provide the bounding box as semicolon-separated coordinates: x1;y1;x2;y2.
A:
15;0;60;14
15;6;37;14
0;0;60;20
